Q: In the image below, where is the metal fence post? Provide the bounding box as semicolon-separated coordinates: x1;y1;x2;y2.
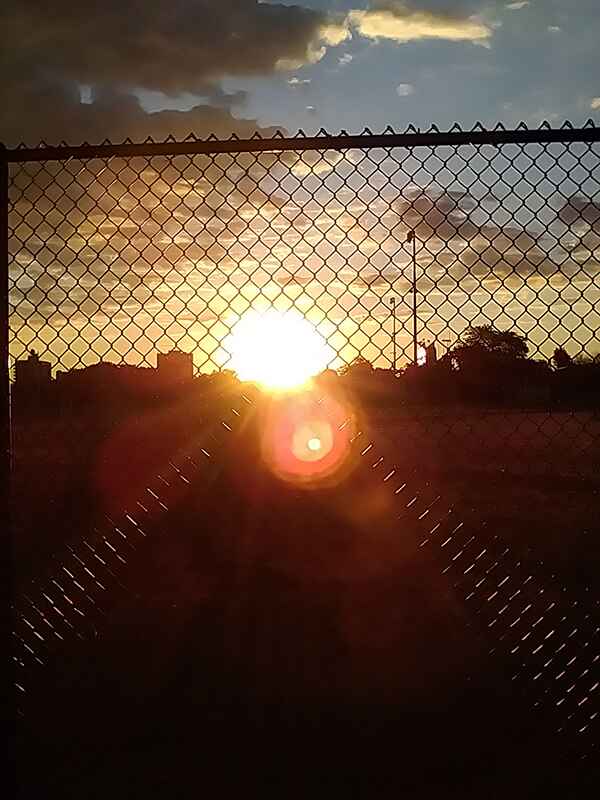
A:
1;146;14;735
1;149;9;492
1;146;10;574
1;150;9;467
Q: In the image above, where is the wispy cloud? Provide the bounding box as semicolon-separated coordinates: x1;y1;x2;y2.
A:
506;1;529;10
348;5;492;45
591;98;600;110
396;83;415;97
338;53;353;67
547;25;561;33
277;18;351;69
287;76;311;87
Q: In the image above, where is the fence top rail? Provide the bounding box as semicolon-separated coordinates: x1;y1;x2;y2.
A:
2;121;599;163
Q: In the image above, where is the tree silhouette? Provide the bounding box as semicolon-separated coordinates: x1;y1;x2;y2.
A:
552;347;572;370
453;324;528;363
443;325;530;406
339;355;374;378
573;352;600;366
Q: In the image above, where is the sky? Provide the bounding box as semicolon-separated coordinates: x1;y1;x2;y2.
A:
3;0;600;145
4;1;600;374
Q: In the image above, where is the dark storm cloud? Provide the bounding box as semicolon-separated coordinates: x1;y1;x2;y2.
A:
2;1;334;94
1;0;348;145
393;186;478;240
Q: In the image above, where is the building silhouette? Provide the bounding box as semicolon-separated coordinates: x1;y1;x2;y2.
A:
13;348;197;418
156;350;194;386
13;349;52;412
417;340;438;367
426;341;438;366
15;349;52;387
55;361;157;410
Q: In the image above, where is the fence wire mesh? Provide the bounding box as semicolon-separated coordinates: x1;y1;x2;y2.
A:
4;125;600;781
6;126;600;521
5;124;600;585
7;127;600;375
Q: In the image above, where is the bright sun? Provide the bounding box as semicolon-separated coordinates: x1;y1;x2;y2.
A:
224;309;333;390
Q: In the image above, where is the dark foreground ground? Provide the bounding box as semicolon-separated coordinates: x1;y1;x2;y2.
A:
13;397;600;797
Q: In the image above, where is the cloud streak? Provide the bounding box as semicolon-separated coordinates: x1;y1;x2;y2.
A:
347;2;492;45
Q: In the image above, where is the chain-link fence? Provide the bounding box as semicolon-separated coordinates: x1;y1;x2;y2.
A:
4;124;600;785
6;125;600;374
5;123;599;562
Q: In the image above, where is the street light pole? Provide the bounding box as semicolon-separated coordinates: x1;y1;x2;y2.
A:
407;230;417;365
389;296;396;371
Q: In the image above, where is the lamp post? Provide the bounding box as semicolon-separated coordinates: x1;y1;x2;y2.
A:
389;296;396;371
407;230;417;365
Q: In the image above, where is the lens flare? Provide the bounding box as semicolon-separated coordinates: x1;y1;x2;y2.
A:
291;420;333;463
261;389;356;487
223;309;333;391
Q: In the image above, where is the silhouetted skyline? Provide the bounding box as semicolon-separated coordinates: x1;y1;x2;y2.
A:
11;325;600;422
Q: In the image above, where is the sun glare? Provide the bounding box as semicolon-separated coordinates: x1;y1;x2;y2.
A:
225;309;333;390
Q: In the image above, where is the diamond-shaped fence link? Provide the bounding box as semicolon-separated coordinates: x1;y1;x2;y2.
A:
6;125;600;376
7;126;598;541
4;123;600;592
3;125;600;778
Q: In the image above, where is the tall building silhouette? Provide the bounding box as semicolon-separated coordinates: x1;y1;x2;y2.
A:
15;349;51;387
13;349;52;412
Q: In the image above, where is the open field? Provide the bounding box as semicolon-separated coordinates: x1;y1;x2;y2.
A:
371;409;600;480
15;405;599;798
12;406;600;585
370;408;600;588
